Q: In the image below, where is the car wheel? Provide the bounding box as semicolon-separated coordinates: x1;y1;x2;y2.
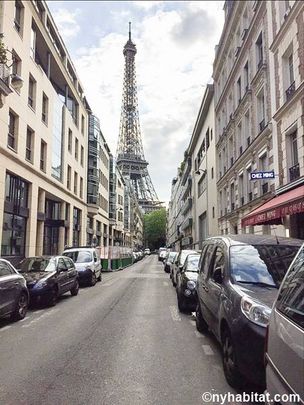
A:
222;328;242;388
195;303;208;333
10;291;28;321
47;287;58;307
70;279;79;296
177;293;187;313
89;272;97;287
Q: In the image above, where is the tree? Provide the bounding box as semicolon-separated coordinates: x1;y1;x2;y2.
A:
144;208;166;250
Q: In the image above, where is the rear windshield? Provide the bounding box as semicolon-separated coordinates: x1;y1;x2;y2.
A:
230;245;300;287
180;251;197;266
18;258;56;273
63;251;92;263
186;255;200;271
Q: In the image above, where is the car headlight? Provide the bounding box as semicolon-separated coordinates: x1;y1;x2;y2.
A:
35;280;48;289
241;296;271;327
187;280;196;290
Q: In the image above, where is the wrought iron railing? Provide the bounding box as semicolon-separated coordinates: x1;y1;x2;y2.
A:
289;163;300;182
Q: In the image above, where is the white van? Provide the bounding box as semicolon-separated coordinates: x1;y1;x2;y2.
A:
63;247;102;286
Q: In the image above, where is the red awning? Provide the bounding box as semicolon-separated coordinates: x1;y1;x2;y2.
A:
241;185;304;227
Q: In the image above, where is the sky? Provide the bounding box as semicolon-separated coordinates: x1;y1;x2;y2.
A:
47;0;225;205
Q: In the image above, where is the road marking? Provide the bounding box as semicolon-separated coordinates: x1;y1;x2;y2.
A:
0;325;12;332
169;305;181;321
163;281;169;286
202;345;214;356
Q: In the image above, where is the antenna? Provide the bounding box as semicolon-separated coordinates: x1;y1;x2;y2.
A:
271;225;280;245
129;22;131;41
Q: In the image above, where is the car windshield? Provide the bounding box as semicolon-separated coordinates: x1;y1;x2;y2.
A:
167;253;177;263
18;258;56;273
63;251;92;263
230;244;300;288
180;251;197;266
185;255;200;271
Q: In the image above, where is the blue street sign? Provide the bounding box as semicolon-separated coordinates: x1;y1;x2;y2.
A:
250;171;275;180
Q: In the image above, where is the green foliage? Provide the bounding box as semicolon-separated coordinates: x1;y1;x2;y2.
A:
144;208;166;250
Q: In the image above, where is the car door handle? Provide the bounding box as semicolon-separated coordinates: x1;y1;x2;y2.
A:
202;284;209;292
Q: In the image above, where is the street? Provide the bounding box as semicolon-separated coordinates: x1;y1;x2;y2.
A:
0;255;237;405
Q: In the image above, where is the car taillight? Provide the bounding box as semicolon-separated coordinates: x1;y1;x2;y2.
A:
264;324;269;366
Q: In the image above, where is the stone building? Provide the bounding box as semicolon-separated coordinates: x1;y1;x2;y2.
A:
0;0;89;264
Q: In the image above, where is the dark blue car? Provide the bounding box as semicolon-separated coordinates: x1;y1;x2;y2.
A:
18;256;79;306
0;258;29;322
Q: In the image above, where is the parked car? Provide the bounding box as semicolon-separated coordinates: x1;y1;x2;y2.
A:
176;253;200;312
17;256;79;306
171;249;197;287
0;258;29;322
195;235;302;389
265;243;304;404
158;247;167;262
63;247;101;286
144;248;151;255
164;252;177;273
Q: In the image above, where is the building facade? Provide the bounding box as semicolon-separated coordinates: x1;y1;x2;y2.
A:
214;0;277;236
0;0;89;265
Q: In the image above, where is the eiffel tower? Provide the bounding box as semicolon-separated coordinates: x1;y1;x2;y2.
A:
116;23;161;214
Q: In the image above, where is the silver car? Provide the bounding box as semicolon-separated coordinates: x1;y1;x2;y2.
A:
265;244;304;404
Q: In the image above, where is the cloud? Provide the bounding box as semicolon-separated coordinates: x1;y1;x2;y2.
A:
51;8;81;41
132;1;164;10
48;1;224;203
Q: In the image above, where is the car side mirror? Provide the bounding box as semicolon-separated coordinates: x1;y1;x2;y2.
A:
213;267;223;284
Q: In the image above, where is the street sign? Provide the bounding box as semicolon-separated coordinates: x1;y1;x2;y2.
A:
250;171;275;180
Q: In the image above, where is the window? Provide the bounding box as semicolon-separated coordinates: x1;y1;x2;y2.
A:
246;166;252;202
75;138;79;160
2;213;26;256
206;128;210;149
201;245;215;275
210;247;225;283
81;115;85;135
40;140;46;172
198;173;207;197
67;165;71;190
259;152;268;195
276;247;304;329
68;129;72;153
257;89;265;132
244;62;249;91
0;261;14;277
8;110;18;150
14;1;23;33
74;172;78;195
80;146;84;166
239;173;244;205
80;177;83;199
26;127;34;162
256;32;263;68
237;77;242;103
288;53;294;85
30;26;36;59
28;75;36;109
11;50;21;78
288;131;299;182
42;93;48;124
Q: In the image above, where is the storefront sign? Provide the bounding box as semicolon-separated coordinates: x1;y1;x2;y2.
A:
250;171;275;180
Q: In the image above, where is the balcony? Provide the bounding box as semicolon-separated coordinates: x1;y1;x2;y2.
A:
182;197;192;216
181;236;193;247
181;217;193;232
289;163;300;182
285;81;295;102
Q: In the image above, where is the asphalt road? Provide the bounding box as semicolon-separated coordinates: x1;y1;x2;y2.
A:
0;255;242;405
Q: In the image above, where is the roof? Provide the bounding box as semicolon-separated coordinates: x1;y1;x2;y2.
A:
206;234;303;247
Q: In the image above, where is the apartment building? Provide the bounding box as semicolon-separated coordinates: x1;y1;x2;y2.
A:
87;114;110;247
167;168;185;251
189;84;217;248
0;0;89;265
241;1;304;238
214;0;276;235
